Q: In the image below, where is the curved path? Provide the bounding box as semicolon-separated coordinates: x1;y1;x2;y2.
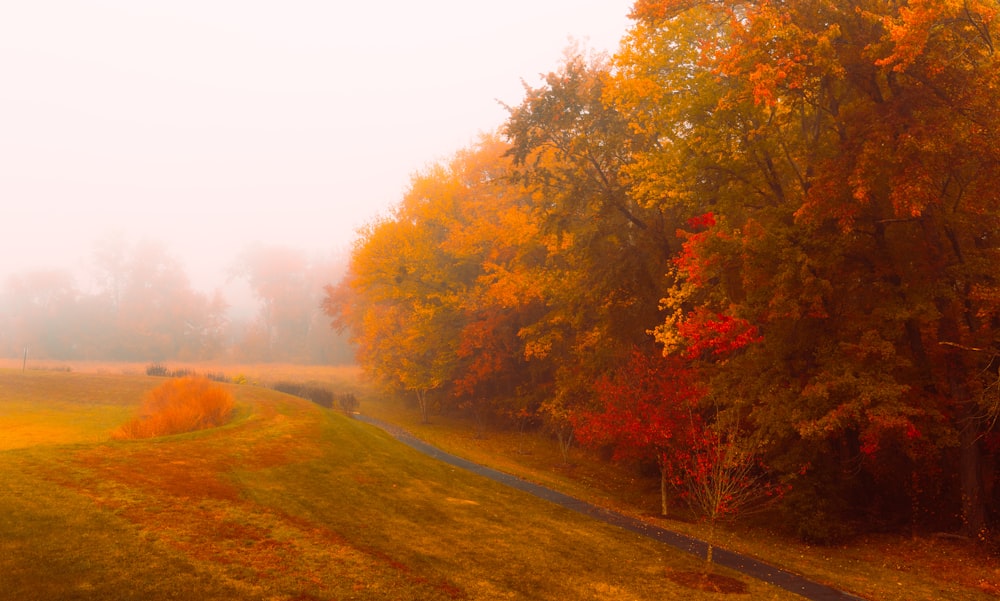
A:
356;414;867;601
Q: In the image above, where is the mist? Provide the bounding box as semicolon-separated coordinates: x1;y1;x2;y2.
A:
0;0;631;362
0;1;631;285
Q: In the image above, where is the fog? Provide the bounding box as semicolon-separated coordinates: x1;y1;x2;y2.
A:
0;1;632;300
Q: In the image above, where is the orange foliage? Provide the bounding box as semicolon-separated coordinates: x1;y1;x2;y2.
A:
114;376;234;440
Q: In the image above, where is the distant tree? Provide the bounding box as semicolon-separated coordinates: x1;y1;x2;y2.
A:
0;270;82;359
113;240;227;360
91;231;129;313
233;245;348;363
82;238;228;361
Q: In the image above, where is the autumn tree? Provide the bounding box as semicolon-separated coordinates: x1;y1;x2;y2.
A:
327;154;482;421
438;141;556;425
621;0;1000;540
574;347;704;517
680;421;778;565
327;135;560;424
326;0;1000;544
504;50;685;436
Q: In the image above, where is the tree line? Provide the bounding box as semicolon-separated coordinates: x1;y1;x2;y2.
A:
327;0;1000;545
1;237;352;364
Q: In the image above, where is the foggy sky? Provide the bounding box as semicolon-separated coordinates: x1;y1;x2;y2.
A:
0;1;632;294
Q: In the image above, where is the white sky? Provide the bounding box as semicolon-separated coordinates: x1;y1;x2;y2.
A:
0;0;633;292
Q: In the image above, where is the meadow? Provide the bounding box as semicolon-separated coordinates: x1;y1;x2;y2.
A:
1;362;998;600
0;365;792;600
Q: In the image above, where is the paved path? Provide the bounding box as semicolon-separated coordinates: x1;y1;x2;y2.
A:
355;414;867;601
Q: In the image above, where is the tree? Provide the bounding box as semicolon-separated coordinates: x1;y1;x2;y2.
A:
233;245;305;361
112;240;227;361
680;421;779;565
624;0;1000;539
504;50;684;430
573;347;704;517
0;270;82;359
0;238;231;362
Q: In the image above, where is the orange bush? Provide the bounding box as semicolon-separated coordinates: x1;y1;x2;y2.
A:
114;376;235;439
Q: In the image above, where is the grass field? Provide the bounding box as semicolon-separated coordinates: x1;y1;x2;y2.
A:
3;361;999;600
0;366;796;600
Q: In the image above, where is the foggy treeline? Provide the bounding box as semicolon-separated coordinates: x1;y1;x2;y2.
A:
0;237;353;364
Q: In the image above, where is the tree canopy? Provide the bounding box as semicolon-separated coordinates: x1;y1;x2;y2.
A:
328;0;1000;544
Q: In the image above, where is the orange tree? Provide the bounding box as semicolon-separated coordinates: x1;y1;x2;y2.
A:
326;135;550;423
618;0;1000;541
326;204;463;423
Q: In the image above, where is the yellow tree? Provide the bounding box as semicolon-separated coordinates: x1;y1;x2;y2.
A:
329;206;463;422
327;135;548;423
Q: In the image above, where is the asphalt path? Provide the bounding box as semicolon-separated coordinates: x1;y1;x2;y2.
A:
355;414;867;601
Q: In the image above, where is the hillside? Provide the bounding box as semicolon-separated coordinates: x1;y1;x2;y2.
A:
0;369;794;600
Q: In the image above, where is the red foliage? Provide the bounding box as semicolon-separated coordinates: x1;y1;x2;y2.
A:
676;308;762;360
452;311;517;398
685;211;716;231
673;227;719;289
573;348;704;483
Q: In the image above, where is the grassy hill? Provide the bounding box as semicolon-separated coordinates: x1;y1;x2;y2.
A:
0;368;796;600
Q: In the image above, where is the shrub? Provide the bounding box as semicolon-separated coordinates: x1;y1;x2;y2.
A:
145;363;169;377
204;372;230;384
271;382;334;408
337;392;359;415
114;376;235;440
780;481;858;545
144;364;194;379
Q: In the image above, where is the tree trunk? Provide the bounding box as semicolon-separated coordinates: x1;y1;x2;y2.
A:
959;402;987;540
659;459;669;517
556;428;572;464
706;518;716;567
416;389;429;424
946;357;988;541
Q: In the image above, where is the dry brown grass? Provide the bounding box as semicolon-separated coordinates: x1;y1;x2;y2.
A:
113;375;234;439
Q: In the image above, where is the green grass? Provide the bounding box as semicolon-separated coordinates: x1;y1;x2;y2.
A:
0;369;147;450
0;368;796;600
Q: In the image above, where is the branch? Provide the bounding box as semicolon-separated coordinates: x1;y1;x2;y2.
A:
939;340;987;352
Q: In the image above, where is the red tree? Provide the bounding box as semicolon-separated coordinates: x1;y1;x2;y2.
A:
573;347;704;517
